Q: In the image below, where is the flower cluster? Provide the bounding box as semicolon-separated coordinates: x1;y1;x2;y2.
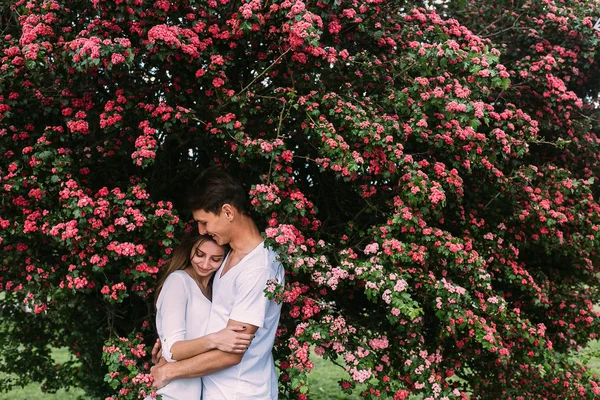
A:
102;333;156;400
1;0;600;399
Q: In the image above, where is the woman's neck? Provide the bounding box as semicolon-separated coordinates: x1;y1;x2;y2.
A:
185;268;212;289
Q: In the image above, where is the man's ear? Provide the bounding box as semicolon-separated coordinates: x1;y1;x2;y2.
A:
221;204;236;221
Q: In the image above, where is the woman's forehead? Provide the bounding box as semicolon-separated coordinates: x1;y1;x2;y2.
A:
193;239;224;253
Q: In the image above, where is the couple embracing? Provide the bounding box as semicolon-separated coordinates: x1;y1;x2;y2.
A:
150;168;284;400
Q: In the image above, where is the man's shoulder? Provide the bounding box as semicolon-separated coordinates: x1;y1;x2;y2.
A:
243;244;282;271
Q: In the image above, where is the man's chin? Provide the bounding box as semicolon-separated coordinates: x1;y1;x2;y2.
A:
213;236;227;245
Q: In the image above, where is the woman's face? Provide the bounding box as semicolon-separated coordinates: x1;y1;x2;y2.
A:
190;239;225;277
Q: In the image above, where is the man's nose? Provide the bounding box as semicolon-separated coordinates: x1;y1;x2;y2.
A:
198;225;207;235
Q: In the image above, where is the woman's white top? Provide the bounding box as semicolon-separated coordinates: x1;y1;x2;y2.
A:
155;270;211;400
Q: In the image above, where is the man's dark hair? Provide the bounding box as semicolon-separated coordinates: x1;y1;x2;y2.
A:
188;167;249;215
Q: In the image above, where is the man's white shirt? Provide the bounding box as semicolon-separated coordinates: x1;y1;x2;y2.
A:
203;242;284;400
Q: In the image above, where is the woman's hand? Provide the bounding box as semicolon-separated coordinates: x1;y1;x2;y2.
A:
210;326;254;353
151;338;163;365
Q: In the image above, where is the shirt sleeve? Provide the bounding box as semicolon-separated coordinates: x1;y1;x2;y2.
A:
229;267;273;328
157;273;188;362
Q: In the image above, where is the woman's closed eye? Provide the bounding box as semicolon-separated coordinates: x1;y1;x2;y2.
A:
195;250;223;263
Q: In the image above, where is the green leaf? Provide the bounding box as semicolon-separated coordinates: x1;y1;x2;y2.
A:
37;150;54;160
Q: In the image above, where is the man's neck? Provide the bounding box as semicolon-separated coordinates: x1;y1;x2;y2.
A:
228;215;263;254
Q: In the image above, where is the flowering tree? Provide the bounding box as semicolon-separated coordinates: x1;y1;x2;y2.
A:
1;0;600;398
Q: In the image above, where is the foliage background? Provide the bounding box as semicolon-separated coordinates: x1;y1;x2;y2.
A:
1;0;600;398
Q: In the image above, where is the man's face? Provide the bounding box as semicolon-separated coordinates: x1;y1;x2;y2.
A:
192;208;231;246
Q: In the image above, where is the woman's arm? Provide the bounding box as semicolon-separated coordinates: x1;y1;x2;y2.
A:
157;273;254;362
157;273;188;362
169;326;254;361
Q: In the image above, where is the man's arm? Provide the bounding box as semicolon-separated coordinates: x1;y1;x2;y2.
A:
170;325;253;360
150;325;253;364
151;319;258;388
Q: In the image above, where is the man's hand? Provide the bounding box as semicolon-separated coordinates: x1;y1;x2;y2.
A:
151;338;163;365
150;358;170;389
210;325;254;353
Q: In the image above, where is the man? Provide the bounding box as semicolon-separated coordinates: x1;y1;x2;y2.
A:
151;168;285;399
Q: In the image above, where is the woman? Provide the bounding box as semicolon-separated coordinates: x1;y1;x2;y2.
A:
153;231;253;400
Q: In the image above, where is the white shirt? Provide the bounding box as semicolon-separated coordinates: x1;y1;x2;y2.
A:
203;242;284;400
155;270;211;400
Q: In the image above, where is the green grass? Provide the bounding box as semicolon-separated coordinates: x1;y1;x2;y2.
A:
0;348;85;400
575;340;600;377
2;344;600;399
589;341;600;375
307;354;363;400
307;356;422;400
0;384;84;400
1;349;365;400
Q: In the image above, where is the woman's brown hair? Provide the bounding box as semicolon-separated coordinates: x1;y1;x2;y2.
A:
154;231;223;309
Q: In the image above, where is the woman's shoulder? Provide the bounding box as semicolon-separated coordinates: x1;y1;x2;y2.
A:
157;271;190;307
163;270;190;289
169;270;189;278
